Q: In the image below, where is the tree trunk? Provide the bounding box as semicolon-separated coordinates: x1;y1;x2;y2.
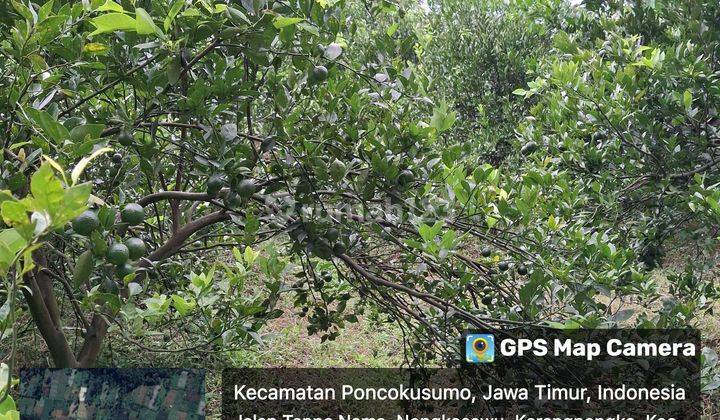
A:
77;315;109;367
23;210;229;367
22;251;109;368
22;252;78;367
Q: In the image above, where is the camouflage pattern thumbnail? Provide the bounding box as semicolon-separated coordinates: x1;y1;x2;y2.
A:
18;368;205;419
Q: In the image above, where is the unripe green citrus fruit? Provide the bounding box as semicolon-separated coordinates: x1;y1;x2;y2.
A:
107;243;130;265
398;169;414;186
72;210;100;236
115;262;136;280
325;228;340;242
332;242;346;255
329;160;347;182
310;65;328;82
236;179;257;199
206;174;224;197
124;237;146;260
120;203;144;225
517;264;528;275
520;141;538;156
118;130;134;146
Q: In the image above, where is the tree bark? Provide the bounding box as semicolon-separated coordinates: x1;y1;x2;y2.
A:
77;314;109;367
141;210;230;265
22;252;78;367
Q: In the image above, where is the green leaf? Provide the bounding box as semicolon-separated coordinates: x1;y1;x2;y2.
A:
171;294;195;316
0;395;17;418
41;156;67;184
90;231;108;257
485;214;498;229
243;245;259;266
0;409;20;420
69;124;105;143
273;16;304;29
58;183;91;226
95;293;122;312
519;279;541;306
386;22;399;37
225;6;251;26
0;192;14;206
164;0;186;31
430;102;456;133
548;214;557;230
0;229;27;275
30;164;65;217
96;0;124;12
0;298;10;331
1;201;27;228
440;229;456;250
418;221;443;242
315;0;338;7
706;196;720;214
127;282;142;297
143;294;170;315
683;89;692;111
24;108;69;143
135;8;163;36
552;31;577;54
297;22;319;36
89;13;137;36
72;250;94;287
10;1;34;22
97;206;117;230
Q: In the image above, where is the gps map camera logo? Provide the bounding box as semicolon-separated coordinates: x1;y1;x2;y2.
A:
465;334;495;363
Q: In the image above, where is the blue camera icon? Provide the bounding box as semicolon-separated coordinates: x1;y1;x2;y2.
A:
465;334;495;363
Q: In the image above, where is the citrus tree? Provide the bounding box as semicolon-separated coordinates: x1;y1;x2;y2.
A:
0;0;708;380
418;0;567;165
512;0;720;319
